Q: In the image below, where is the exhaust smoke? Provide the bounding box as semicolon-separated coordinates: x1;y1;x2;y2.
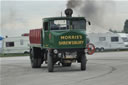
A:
67;0;82;8
67;0;115;29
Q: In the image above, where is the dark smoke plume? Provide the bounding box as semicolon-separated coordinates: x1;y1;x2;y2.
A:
67;0;82;8
67;0;115;28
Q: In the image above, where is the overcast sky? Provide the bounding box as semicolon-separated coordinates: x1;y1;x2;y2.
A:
0;0;128;37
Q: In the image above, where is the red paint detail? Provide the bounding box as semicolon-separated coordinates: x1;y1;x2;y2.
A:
29;29;42;44
21;33;29;36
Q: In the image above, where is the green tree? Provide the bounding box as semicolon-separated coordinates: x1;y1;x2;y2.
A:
124;20;128;33
109;29;118;33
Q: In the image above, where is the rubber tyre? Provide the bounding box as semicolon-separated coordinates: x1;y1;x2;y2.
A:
31;58;41;68
100;48;104;52
48;51;54;72
81;54;86;71
30;48;41;68
96;48;100;52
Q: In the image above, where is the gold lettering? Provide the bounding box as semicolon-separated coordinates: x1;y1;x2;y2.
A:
59;41;84;45
79;35;82;39
77;36;78;39
61;36;65;39
68;41;72;45
68;36;71;39
60;35;83;40
65;36;68;39
72;36;75;39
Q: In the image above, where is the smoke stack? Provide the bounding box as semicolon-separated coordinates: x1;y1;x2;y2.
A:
65;8;73;17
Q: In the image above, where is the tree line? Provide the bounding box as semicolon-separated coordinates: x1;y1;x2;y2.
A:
109;20;128;33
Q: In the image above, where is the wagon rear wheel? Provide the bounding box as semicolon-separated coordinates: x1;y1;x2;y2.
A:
30;48;42;68
81;54;86;70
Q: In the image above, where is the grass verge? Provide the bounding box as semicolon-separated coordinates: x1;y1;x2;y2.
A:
0;53;29;57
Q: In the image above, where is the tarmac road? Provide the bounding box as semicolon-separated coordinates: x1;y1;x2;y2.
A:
0;51;128;85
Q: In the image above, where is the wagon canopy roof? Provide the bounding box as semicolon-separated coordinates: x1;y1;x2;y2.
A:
43;17;86;22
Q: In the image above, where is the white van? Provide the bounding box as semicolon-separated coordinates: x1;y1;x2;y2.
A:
87;32;128;51
2;36;29;54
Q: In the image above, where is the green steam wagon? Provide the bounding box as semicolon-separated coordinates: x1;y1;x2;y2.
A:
29;9;94;72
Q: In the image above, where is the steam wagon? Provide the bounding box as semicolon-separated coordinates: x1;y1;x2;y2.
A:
29;9;95;72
